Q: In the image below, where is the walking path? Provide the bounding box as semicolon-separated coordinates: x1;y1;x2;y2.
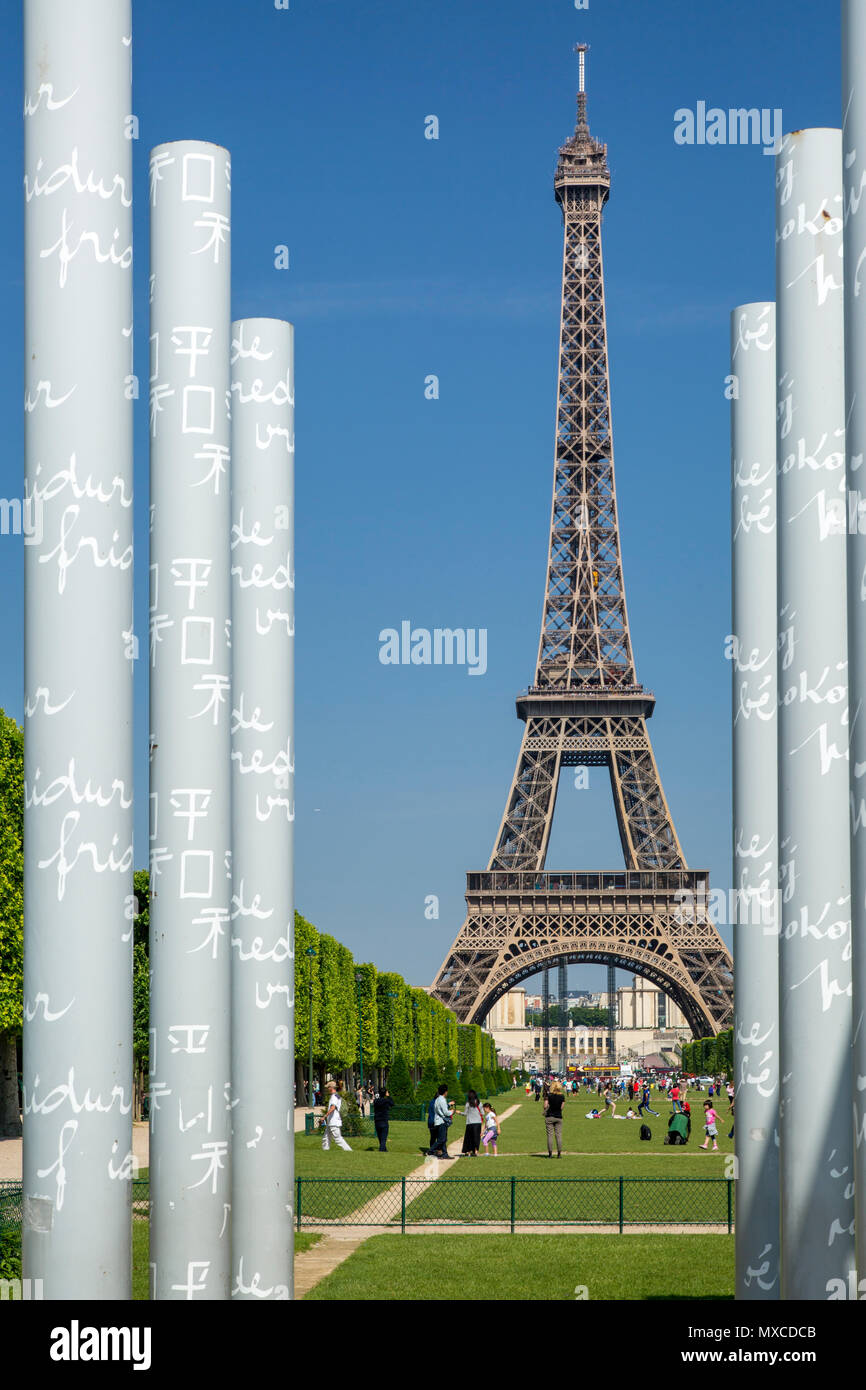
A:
293;1101;523;1298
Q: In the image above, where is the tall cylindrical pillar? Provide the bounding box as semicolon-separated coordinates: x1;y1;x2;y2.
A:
149;140;232;1300
844;0;866;1292
230;317;295;1301
22;0;134;1299
730;302;780;1300
776;129;854;1299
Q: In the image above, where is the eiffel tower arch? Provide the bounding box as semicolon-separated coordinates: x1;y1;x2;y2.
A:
431;49;733;1038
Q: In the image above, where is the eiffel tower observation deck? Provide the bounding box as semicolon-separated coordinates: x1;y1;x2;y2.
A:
431;48;734;1036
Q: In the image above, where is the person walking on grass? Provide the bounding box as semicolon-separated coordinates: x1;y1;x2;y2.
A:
700;1099;719;1151
603;1083;616;1118
637;1081;659;1118
321;1080;352;1152
372;1086;394;1153
544;1078;565;1157
481;1102;500;1155
461;1089;484;1158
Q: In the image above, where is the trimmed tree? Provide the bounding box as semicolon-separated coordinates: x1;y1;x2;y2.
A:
0;709;24;1138
355;961;379;1074
467;1067;485;1099
388;1051;415;1104
442;1057;465;1104
416;1056;439;1105
131;871;150;1121
294;912;322;1102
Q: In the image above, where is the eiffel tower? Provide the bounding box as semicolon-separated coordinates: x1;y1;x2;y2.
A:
431;48;733;1037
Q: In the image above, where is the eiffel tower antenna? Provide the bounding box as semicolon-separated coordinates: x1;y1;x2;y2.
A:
575;42;589;132
431;52;733;1038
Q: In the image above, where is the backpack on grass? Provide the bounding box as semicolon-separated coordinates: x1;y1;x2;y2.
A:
639;1124;651;1141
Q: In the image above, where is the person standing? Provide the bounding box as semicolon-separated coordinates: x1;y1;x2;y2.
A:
481;1102;500;1155
321;1080;352;1152
670;1081;681;1114
700;1100;719;1151
372;1086;394;1153
461;1089;483;1157
603;1084;616;1118
429;1083;453;1159
544;1079;566;1157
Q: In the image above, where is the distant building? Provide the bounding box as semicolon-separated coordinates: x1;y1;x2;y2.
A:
484;975;690;1069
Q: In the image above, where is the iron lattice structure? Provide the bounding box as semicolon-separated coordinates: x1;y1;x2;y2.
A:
431;53;733;1037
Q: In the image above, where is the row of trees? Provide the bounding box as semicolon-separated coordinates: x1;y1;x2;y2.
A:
294;910;497;1097
387;1052;514;1107
525;1005;611;1028
130;887;499;1108
680;1028;733;1077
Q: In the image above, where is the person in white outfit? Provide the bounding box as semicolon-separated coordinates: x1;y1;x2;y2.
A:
321;1080;352;1151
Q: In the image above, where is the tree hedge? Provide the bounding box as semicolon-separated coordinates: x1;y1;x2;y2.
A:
0;709;23;1138
681;1028;733;1078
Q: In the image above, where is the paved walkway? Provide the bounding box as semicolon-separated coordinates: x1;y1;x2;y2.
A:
293;1102;524;1298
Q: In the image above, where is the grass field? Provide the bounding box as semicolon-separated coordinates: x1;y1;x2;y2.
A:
303;1233;735;1301
295;1090;734;1226
20;1088;736;1301
130;1222;322;1299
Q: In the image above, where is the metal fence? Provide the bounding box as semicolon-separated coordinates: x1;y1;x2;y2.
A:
0;1181;150;1241
0;1181;21;1238
2;1176;735;1238
295;1175;735;1233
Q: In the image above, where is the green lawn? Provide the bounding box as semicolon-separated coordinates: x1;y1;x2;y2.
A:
131;1220;322;1299
304;1233;735;1301
294;1094;733;1227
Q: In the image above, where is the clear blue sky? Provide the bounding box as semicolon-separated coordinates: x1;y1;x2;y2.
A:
0;0;842;991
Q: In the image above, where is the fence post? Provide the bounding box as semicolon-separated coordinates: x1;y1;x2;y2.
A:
727;1178;733;1236
296;1177;301;1231
401;1178;406;1235
618;1176;624;1234
510;1176;516;1235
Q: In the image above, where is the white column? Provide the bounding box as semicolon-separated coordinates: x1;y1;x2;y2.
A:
730;302;779;1299
22;0;134;1299
230;318;294;1300
149;140;232;1300
775;128;855;1299
843;0;866;1293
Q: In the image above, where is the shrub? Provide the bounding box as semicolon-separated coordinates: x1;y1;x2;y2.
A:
468;1067;485;1099
339;1087;364;1137
441;1058;465;1104
388;1051;415;1104
416;1056;439;1105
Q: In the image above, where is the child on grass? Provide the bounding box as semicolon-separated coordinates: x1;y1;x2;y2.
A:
700;1100;719;1151
481;1102;500;1155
